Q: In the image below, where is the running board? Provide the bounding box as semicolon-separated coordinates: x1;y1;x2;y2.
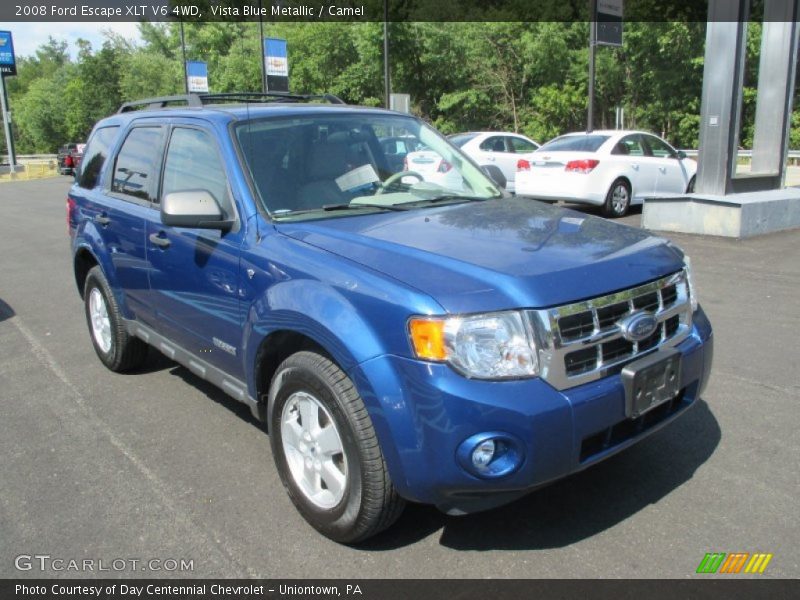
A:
125;320;262;421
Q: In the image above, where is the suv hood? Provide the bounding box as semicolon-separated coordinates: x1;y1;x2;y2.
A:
276;197;684;313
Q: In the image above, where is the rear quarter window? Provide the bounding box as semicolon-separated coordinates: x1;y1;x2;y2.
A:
539;135;610;153
77;126;119;189
449;133;479;148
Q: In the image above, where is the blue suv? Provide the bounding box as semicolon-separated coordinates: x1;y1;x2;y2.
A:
68;93;713;543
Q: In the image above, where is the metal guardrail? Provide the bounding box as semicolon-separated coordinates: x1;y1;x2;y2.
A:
681;149;800;164
2;153;58;163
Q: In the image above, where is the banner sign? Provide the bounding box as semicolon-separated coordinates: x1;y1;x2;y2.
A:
185;60;208;93
596;0;623;47
0;30;17;76
264;37;289;92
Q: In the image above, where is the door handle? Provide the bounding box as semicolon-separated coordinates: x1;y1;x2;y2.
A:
149;232;171;249
659;166;666;173
631;164;639;170
94;213;110;226
486;156;496;161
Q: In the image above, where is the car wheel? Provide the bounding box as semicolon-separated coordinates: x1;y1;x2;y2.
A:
603;179;631;218
686;175;696;194
270;351;405;543
84;266;148;372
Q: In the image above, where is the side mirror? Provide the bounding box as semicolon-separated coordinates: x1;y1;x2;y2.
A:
481;164;507;189
676;150;687;160
161;190;233;230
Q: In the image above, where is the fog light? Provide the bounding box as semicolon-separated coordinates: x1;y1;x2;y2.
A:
456;432;524;479
472;440;496;468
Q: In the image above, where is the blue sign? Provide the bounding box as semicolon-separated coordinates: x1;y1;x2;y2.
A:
264;38;288;76
185;60;208;93
0;31;16;76
264;38;289;92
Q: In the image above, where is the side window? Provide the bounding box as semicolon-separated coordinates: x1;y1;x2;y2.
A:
162;127;232;215
77;126;119;189
111;127;164;202
509;137;537;153
612;135;646;157
644;135;677;158
479;136;507;152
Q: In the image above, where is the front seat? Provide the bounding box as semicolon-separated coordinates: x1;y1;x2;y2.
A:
295;141;350;210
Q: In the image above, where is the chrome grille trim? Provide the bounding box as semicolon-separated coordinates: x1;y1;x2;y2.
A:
527;270;692;390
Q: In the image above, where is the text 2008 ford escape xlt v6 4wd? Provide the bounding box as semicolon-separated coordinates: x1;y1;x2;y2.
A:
68;93;713;543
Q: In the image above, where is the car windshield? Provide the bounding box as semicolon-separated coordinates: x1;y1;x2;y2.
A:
234;113;502;221
539;134;610;153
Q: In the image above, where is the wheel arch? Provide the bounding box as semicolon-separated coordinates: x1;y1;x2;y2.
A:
611;175;632;196
253;329;331;424
73;246;99;299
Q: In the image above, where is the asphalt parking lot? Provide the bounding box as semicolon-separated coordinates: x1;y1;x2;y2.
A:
1;177;798;578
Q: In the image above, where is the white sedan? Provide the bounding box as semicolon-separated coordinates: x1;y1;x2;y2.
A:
449;131;540;193
514;130;697;217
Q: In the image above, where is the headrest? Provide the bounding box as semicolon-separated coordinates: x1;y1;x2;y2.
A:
306;141;350;181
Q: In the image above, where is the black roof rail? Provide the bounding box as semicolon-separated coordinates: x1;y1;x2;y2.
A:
200;92;346;105
117;95;204;113
117;92;346;113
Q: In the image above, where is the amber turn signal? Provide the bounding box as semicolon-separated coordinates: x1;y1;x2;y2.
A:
408;318;447;361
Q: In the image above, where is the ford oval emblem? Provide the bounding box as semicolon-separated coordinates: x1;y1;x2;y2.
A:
619;311;658;342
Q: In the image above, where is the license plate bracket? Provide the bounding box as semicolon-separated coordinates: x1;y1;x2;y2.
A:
621;349;682;418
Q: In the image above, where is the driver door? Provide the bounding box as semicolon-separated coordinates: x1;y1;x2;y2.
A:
145;124;245;378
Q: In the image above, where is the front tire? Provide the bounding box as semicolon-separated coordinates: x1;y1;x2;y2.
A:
686;175;696;194
270;351;405;543
603;178;631;218
83;266;148;372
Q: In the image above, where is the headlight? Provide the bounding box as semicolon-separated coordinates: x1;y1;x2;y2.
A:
683;255;699;311
408;311;539;379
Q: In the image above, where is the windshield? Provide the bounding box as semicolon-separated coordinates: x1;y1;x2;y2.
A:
539;134;610;153
234;113;502;221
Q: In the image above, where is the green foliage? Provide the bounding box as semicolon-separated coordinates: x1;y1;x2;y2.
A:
2;21;796;156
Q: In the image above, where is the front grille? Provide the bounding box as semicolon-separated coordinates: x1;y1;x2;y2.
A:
558;312;594;341
528;270;693;390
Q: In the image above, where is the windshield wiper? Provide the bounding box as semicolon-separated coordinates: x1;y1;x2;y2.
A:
321;202;410;212
271;203;410;218
405;194;497;206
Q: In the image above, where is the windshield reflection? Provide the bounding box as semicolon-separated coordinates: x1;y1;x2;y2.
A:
235;113;501;220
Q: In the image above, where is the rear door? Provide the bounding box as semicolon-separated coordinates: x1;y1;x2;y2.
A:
609;134;658;201
145;123;245;378
85;124;165;327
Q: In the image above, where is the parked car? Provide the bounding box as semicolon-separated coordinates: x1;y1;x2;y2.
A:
58;142;85;175
378;135;422;173
515;130;697;217
68;94;712;543
449;131;540;193
402;143;466;191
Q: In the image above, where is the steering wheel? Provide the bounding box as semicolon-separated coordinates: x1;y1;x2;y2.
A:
376;171;424;194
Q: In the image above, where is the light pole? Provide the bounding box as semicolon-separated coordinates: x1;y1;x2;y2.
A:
587;0;596;132
180;20;188;94
383;0;390;109
259;0;267;93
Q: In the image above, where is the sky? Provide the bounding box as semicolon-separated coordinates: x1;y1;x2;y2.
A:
0;22;143;59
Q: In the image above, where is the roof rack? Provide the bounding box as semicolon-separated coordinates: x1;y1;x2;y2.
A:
117;92;346;113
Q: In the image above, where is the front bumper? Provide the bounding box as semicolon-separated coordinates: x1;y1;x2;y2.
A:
349;306;713;514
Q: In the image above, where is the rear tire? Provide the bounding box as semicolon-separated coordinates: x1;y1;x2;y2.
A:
84;266;148;372
603;178;631;218
270;351;405;543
